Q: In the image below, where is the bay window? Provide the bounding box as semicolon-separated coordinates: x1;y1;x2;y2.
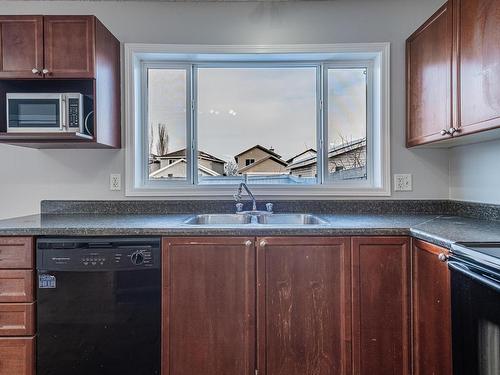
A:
125;44;390;196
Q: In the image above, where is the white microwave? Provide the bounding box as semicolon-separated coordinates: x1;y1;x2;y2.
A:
6;93;84;133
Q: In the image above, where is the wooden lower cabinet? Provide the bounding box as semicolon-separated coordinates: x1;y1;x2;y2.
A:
0;270;34;303
0;336;34;375
351;237;411;375
257;237;351;375
0;303;35;337
160;235;449;375
412;239;452;375
162;237;256;375
0;237;36;375
0;238;33;270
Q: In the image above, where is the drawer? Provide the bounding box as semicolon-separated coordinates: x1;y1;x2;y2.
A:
0;337;34;375
0;303;35;336
0;271;34;303
0;238;33;269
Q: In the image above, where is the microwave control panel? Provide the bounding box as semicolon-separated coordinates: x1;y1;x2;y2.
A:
68;98;81;128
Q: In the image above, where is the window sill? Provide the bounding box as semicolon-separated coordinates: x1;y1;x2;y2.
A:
125;184;391;198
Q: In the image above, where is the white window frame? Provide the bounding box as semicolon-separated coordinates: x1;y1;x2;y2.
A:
125;43;391;198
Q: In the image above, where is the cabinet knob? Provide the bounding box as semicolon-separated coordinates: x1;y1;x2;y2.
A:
438;253;448;262
42;69;50;75
259;240;267;247
449;127;460;136
32;68;40;75
440;129;450;136
244;240;252;247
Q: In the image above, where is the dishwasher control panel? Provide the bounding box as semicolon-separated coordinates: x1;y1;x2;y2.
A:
36;238;161;271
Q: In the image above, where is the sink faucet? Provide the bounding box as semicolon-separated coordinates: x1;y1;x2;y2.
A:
234;182;257;212
233;182;274;214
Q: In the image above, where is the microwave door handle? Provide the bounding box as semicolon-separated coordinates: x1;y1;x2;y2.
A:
60;96;67;131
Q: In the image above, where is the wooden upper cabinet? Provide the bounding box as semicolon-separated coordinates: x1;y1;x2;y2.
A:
406;3;453;147
257;237;351;375
407;0;500;146
351;237;411;375
43;16;95;78
0;16;43;79
412;239;452;375
162;237;256;375
455;0;500;135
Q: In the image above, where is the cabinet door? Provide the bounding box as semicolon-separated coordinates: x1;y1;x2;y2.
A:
0;16;43;79
162;237;256;375
0;237;33;269
351;237;410;375
412;239;452;375
0;270;34;303
257;237;351;375
455;0;500;135
43;16;95;78
0;337;34;375
406;3;453;146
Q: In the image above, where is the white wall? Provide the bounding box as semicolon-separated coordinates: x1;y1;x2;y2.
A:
449;139;500;205
0;0;450;219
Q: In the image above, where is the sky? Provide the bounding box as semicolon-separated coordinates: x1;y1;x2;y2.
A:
148;66;366;161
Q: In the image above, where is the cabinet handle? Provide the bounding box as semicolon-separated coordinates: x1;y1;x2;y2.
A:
42;69;50;75
244;240;252;247
32;68;40;75
449;127;460;136
440;129;450;136
259;240;267;247
438;253;448;262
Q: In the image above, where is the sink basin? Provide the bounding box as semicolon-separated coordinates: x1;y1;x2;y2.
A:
184;213;328;225
257;214;328;225
184;214;252;225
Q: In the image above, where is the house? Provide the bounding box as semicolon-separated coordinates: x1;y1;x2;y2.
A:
234;145;288;175
286;149;317;165
149;159;220;179
287;138;366;179
151;149;225;179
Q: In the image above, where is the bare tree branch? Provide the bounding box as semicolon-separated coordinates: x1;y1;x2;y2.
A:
224;160;239;176
156;123;169;156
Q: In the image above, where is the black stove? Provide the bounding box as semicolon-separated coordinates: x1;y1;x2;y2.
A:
449;242;500;375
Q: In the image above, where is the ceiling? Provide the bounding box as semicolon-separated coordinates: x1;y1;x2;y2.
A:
132;0;331;1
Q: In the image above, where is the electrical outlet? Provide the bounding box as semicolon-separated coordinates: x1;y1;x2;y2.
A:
394;174;412;192
110;174;121;191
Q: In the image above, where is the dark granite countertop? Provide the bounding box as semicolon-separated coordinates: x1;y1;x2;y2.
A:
0;212;499;249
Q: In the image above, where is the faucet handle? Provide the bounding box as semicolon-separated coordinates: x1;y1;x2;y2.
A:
266;203;274;213
236;202;244;213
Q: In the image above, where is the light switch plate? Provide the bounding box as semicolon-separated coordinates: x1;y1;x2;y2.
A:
394;174;412;192
110;174;121;191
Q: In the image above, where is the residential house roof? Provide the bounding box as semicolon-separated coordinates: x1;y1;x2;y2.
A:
237;155;288;174
149;158;220;178
234;145;282;161
286;148;317;164
287;138;366;170
156;148;225;164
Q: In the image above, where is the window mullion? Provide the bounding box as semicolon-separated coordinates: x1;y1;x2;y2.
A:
319;63;328;185
190;64;198;185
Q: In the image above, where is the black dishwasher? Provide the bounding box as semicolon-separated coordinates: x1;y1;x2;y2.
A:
36;237;161;375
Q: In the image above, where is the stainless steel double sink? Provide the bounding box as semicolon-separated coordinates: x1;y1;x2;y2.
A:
184;213;328;225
